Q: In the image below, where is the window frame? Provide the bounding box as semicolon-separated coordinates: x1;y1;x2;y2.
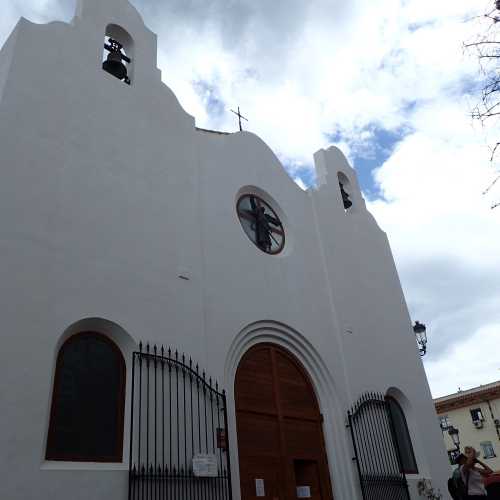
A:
45;331;126;462
386;396;419;475
448;449;460;465
470;407;485;423
480;441;496;459
236;194;285;255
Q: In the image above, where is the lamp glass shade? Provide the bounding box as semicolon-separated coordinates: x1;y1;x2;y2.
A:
413;321;427;349
448;427;460;447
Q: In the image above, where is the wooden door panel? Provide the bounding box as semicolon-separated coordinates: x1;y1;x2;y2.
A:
236;411;281;457
235;345;334;500
294;459;323;500
276;352;318;420
239;457;283;500
236;347;277;415
283;419;323;458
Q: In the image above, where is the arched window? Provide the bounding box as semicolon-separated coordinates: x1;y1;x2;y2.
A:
386;396;418;474
46;332;126;461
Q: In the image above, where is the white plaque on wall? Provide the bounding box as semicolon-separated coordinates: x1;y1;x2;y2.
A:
255;478;265;497
296;485;311;498
192;453;218;477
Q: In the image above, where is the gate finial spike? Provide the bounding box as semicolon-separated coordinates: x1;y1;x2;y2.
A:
161;344;164;356
196;363;199;373
175;349;178;360
189;357;192;367
139;341;143;352
146;343;150;353
182;353;185;363
168;346;171;357
215;381;219;391
154;344;157;354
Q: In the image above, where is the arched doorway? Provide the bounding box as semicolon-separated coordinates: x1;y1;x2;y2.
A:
235;344;333;500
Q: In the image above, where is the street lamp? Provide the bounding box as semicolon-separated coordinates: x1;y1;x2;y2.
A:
413;321;427;357
448;426;460;451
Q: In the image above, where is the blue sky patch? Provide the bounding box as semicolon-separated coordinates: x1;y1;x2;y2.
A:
193;79;226;119
326;125;409;199
351;126;407;198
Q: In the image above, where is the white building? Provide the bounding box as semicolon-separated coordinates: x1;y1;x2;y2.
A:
435;381;500;470
0;0;451;499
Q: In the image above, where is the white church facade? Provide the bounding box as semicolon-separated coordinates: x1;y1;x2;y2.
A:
0;1;451;499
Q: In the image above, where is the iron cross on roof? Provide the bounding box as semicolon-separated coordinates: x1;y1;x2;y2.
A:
230;106;248;131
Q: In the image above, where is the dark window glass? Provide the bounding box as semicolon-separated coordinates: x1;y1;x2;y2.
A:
387;397;418;474
470;408;484;422
448;450;460;465
46;332;125;461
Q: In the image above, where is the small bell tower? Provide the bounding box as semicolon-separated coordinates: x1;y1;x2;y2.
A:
72;0;161;87
102;37;131;84
339;181;352;210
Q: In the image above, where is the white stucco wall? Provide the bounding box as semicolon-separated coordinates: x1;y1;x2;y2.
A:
0;0;451;498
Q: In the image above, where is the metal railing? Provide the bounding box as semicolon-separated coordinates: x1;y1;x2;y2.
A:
347;393;410;500
128;343;232;500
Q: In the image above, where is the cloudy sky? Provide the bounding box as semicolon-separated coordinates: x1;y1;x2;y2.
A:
2;0;500;397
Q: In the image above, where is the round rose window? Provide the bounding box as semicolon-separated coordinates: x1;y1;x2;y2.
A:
236;194;285;254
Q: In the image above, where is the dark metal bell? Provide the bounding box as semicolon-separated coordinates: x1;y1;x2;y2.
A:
102;51;128;81
339;182;352;209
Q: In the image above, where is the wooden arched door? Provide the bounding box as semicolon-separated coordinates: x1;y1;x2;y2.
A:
235;344;333;500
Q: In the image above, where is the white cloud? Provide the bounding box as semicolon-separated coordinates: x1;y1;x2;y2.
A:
1;0;499;397
426;323;500;397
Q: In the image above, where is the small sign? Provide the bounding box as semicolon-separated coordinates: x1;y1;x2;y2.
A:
192;453;218;477
217;428;227;450
296;486;311;498
255;478;265;497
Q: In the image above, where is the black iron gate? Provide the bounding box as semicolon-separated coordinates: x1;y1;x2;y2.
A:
128;343;233;500
347;393;410;500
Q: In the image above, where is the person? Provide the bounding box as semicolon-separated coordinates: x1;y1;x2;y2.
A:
460;446;493;498
448;454;467;500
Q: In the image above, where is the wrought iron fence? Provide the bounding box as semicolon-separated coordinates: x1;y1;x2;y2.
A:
129;343;232;500
347;393;410;500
